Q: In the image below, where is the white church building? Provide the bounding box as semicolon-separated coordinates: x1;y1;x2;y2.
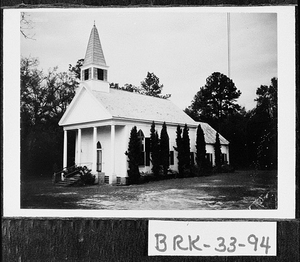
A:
59;24;229;185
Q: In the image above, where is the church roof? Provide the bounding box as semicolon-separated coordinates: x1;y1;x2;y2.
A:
83;25;106;67
91;88;196;126
198;122;229;145
91;88;228;144
59;85;229;145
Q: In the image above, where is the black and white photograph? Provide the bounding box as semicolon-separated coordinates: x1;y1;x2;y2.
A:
3;7;295;218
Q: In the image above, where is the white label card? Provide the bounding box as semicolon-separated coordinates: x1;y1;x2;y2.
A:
148;221;277;256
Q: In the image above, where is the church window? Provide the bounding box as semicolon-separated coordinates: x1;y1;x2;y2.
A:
206;153;213;167
97;68;104;80
96;141;102;172
137;130;150;167
222;153;227;164
137;130;145;166
170;151;174;165
145;138;150;166
190;152;195;166
84;68;90;80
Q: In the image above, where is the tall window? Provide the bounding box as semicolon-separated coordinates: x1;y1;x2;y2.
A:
169;151;174;165
84;68;90;80
206;153;213;167
93;67;107;81
96;141;102;172
97;68;104;80
137;130;150;166
222;153;227;164
137;130;144;166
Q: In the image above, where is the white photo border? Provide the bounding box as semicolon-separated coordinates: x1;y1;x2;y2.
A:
3;6;296;218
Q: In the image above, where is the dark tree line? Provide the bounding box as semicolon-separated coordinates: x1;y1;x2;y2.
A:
21;57;78;176
185;72;277;170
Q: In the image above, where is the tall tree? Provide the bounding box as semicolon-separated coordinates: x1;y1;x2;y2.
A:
160;122;170;175
185;72;241;131
214;132;222;170
196;124;207;174
125;126;141;184
182;124;191;176
140;72;171;99
21;57;77;176
150;122;160;177
249;77;278;169
174;125;184;177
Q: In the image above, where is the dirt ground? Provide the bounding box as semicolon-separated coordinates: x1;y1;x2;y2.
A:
21;169;277;210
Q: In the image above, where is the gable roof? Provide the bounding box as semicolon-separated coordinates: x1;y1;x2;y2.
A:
91;88;196;126
83;25;106;67
58;85;112;126
198;122;229;145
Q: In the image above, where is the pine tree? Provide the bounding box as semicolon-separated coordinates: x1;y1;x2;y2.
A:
150;121;160;177
182;124;191;176
214;132;222;170
160;122;170;176
196;124;207;175
174;125;184;177
125;126;141;184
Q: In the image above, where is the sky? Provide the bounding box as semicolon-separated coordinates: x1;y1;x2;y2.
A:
20;8;277;111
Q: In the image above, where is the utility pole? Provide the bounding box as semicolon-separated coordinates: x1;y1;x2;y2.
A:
227;13;231;78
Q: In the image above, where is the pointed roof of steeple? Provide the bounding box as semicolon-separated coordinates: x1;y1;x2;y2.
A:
83;24;107;67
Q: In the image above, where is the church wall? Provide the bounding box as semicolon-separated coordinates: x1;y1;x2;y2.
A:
73;123;230;184
114;125;128;178
80;128;93;169
96;126;112;176
123;122;198;174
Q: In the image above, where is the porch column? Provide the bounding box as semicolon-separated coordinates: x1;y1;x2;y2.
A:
92;126;97;173
77;128;82;165
111;124;115;183
63;130;68;169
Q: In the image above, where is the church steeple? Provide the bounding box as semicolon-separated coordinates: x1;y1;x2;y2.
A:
81;24;109;93
83;24;107;67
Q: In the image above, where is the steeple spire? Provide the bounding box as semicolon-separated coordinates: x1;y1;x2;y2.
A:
80;24;109;93
83;24;106;67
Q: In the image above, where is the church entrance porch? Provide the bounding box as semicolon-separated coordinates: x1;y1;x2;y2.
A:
62;123;128;185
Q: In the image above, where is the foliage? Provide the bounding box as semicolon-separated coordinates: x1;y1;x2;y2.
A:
195;124;207;174
185;72;241;131
150;122;160;177
21;57;77;176
214;132;222;169
160;122;170;175
125;126;141;184
255;77;277;121
69;58;84;81
110;72;171;99
110;82;141;93
140;72;171;98
219;109;248;168
251;77;278;169
182;124;191;176
174;125;184;177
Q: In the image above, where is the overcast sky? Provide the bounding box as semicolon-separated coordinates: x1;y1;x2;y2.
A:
21;8;277;111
